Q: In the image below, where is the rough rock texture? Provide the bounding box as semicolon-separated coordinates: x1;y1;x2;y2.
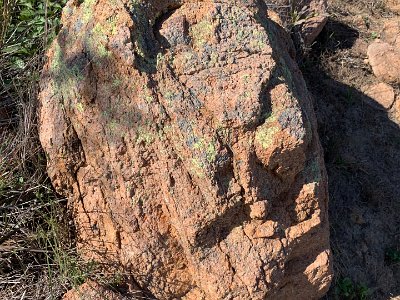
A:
39;0;332;299
367;19;400;83
62;281;123;300
362;82;395;109
387;0;400;13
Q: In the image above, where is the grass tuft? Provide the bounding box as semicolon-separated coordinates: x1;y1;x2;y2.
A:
0;0;89;299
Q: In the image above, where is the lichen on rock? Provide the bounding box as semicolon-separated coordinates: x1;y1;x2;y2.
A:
39;0;333;299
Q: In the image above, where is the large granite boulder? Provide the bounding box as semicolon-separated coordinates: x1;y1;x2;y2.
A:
39;0;332;299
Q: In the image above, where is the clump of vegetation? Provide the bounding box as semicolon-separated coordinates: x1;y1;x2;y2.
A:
1;1;128;297
1;0;65;70
0;0;97;298
335;277;371;300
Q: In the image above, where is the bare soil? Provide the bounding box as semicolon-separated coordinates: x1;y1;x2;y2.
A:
300;0;400;298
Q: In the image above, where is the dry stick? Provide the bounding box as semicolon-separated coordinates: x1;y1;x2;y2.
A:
0;246;51;253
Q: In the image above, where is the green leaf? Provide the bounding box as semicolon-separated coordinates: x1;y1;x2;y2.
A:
12;57;25;69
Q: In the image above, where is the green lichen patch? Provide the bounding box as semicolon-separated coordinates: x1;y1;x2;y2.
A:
51;43;63;72
111;76;123;88
51;43;85;101
86;23;111;59
242;74;251;84
135;126;154;145
106;15;118;36
248;29;268;51
162;90;181;107
238;91;251;101
75;102;84;113
255;114;280;149
82;0;96;23
206;141;218;163
108;119;119;132
106;118;126;139
190;19;214;49
190;158;205;179
305;158;322;182
138;85;155;104
256;126;279;149
193;138;218;164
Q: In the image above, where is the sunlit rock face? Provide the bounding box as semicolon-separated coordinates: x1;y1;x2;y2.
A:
39;0;332;299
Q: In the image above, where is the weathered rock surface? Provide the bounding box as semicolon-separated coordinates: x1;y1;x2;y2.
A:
39;0;332;299
367;19;400;83
62;280;123;300
362;82;395;109
387;0;400;13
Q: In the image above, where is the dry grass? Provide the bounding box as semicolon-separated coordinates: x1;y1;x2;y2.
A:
0;2;148;298
0;1;84;298
302;0;400;298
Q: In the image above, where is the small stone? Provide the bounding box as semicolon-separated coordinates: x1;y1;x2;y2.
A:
353;15;367;30
302;15;328;47
362;82;395;109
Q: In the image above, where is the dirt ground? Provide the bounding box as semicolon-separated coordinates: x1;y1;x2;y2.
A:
300;0;400;298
